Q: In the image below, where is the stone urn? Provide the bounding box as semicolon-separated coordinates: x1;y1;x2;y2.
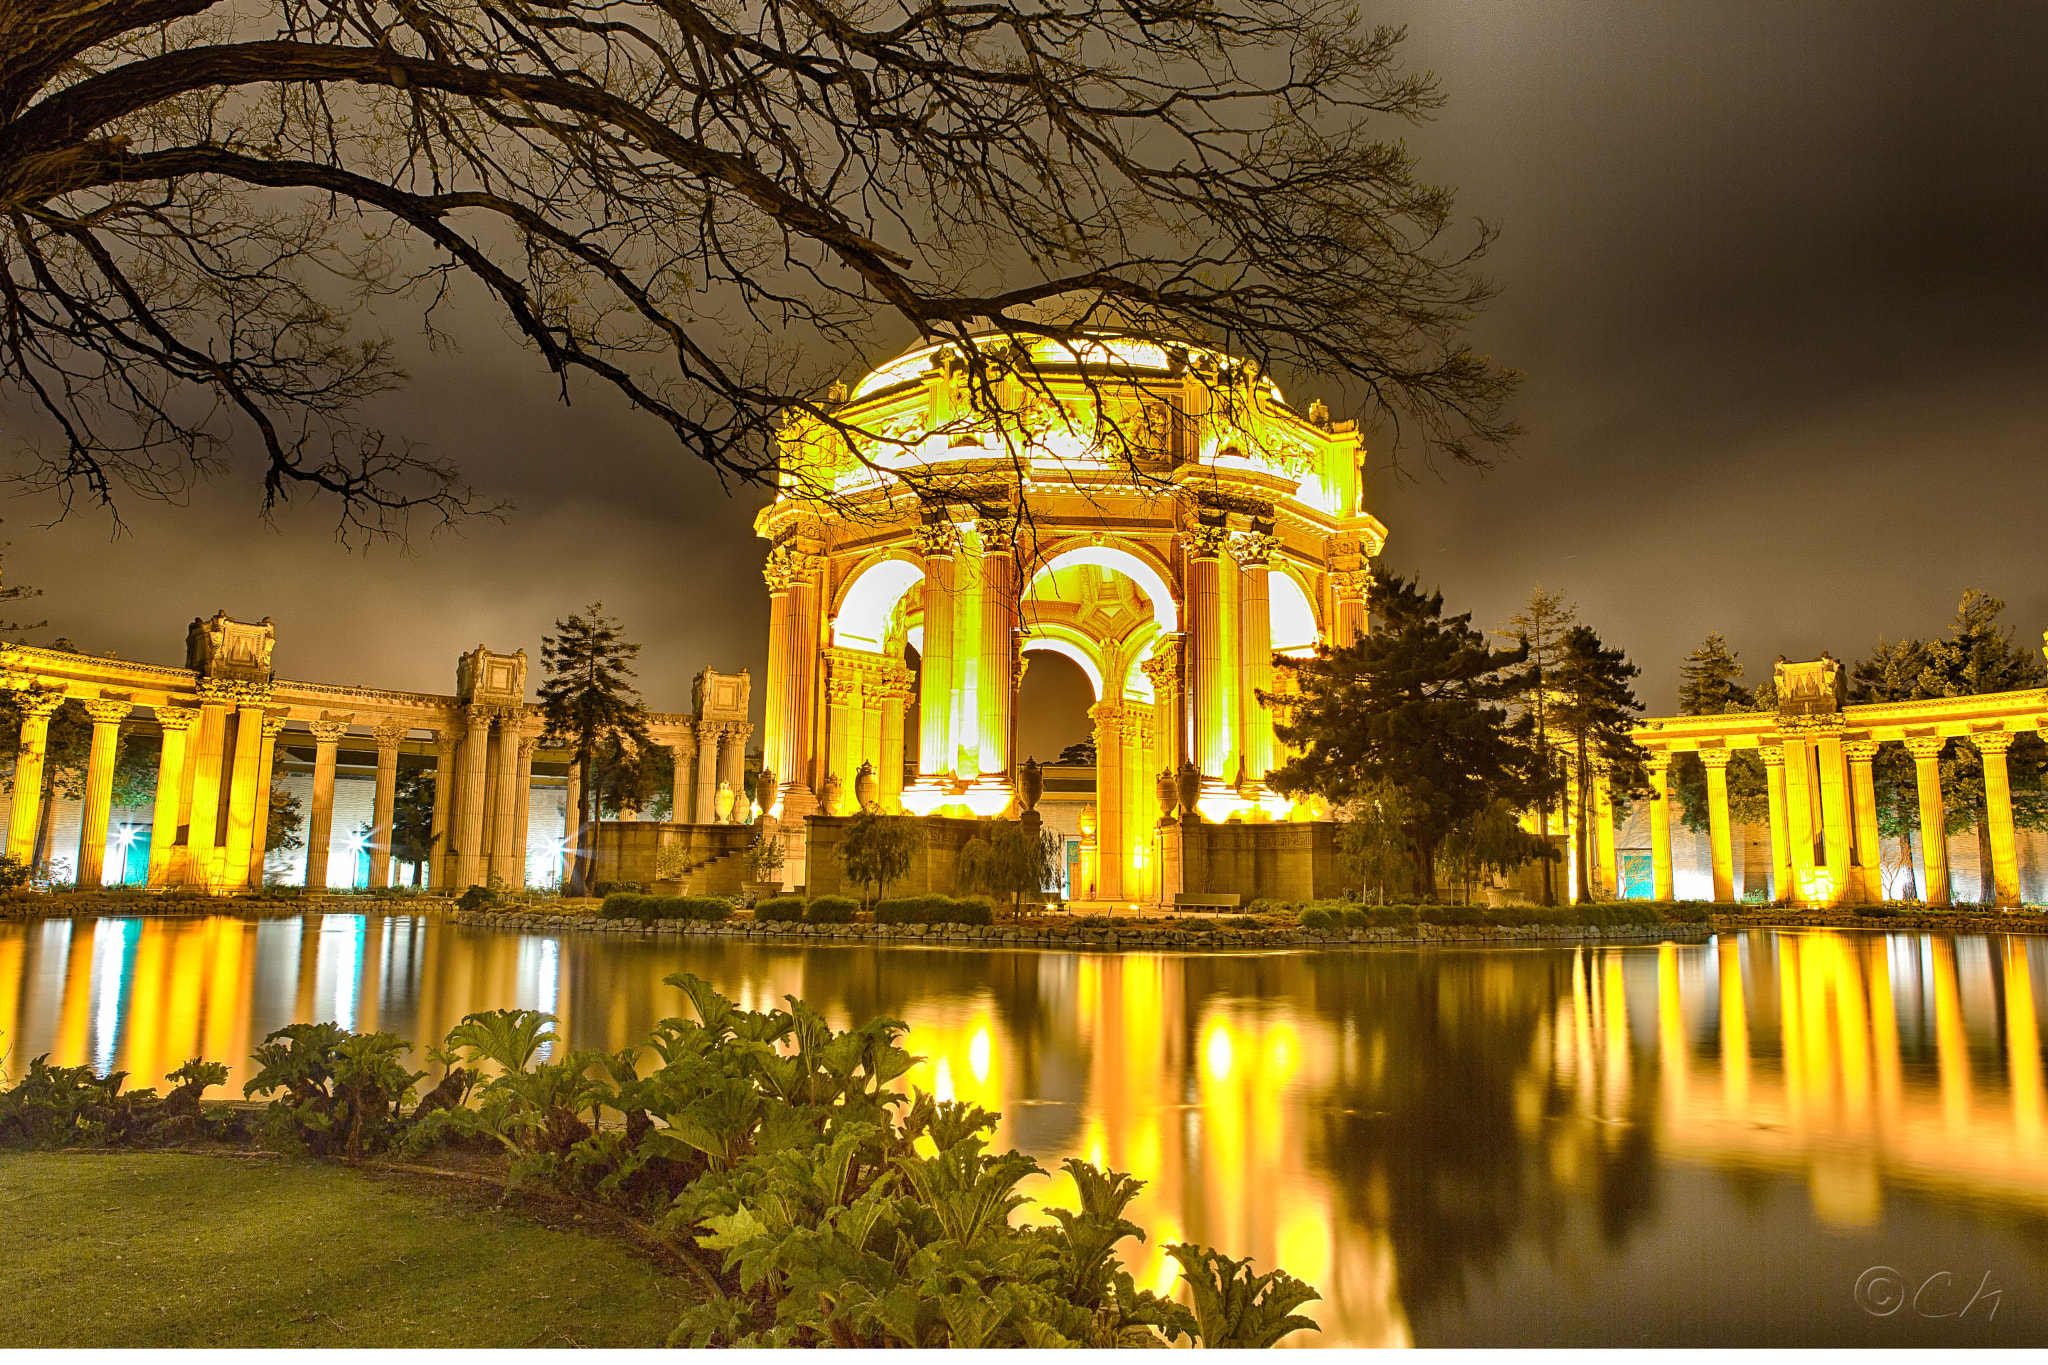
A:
821;771;844;817
1176;761;1202;819
713;780;735;823
1020;758;1044;812
1155;770;1179;822
755;768;777;824
854;760;879;813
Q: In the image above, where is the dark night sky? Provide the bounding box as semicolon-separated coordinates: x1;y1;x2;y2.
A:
7;1;2048;744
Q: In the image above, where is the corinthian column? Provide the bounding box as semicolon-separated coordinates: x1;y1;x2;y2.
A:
1233;533;1279;798
1760;745;1791;902
221;698;271;888
916;522;959;779
1845;740;1883;903
1183;524;1237;785
305;717;350;890
5;695;61;865
975;516;1019;785
694;719;723;822
1905;736;1949;905
455;706;492;887
1975;730;2022;907
761;540;823;818
1091;700;1127;901
669;729;696;822
1139;641;1184;784
511;734;537;887
488;715;523;886
430;725;458;887
721;723;752;816
1648;752;1674;902
877;670;910;812
147;708;196;887
74;699;132;887
246;716;287;888
369;719;407;890
1700;747;1735;903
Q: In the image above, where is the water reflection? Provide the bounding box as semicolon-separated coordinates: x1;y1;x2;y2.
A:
0;917;2043;1345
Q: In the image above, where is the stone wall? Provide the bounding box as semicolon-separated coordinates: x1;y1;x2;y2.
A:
589;821;754;892
799;813;987;898
1157;816;1343;905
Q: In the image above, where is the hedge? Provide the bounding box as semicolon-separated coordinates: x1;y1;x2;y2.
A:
754;896;806;923
873;895;993;926
805;895;858;924
1295;900;1699;930
600;893;734;922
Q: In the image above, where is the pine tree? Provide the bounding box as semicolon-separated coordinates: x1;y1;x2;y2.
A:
1268;573;1531;900
1495;586;1577;905
1678;632;1751;714
538;603;654;896
1553;626;1649;904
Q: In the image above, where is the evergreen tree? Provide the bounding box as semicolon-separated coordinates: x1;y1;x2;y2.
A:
1672;632;1769;838
1848;590;2048;901
1494;586;1576;905
1268;574;1531;900
391;766;438;885
1553;626;1649;904
538;603;653;896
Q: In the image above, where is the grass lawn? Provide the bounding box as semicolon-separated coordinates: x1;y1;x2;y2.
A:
0;1152;691;1347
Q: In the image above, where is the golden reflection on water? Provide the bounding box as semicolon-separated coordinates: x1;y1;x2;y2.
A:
1;917;2045;1347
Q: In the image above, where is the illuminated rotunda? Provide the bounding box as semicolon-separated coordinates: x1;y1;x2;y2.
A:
755;329;1385;903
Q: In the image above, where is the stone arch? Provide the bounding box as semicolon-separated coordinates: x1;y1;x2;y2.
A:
1023;539;1179;634
829;552;925;653
1021;634;1104;701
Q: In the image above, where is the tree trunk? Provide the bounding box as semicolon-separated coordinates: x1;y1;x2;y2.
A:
1415;837;1438;901
1574;733;1593;905
1975;801;1994;905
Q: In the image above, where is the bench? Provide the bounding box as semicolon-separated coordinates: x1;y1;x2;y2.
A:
1172;893;1243;911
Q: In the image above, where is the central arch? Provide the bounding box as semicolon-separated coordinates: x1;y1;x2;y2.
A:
1025;544;1178;633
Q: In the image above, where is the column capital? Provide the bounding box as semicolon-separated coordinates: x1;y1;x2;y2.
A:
152;705;199;733
825;677;862;706
1698;747;1733;770
372;718;409;751
1843;739;1880;763
726;721;753;744
14;691;64;719
1327;566;1372;600
308;717;352;744
463;702;495;732
1179;524;1232;560
1904;735;1947;761
199;677;271;706
1645;751;1673;775
261;716;289;741
1229;531;1281;567
763;541;824;592
517;734;539;758
1758;744;1785;768
975;514;1018;550
1972;729;2016;756
915;520;962;560
82;698;132;726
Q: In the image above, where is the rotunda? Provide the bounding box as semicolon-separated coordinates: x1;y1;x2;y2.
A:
754;328;1387;903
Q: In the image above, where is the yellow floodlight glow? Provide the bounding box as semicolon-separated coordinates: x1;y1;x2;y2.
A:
1204;1021;1235;1082
968;1027;992;1084
959;783;1013;816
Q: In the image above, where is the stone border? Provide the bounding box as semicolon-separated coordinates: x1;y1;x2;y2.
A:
449;908;1711;950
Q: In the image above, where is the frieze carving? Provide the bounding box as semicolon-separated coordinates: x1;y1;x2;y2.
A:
198;677;273;706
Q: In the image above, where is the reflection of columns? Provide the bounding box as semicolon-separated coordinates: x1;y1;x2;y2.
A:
221;701;270;888
1593;766;1618;897
369;719;406;890
720;723;751;815
762;541;822;808
1717;935;1749;1115
2004;938;2044;1149
305;718;350;890
1647;753;1673;901
76;699;132;887
916;525;959;777
1760;746;1791;902
1931;938;1971;1131
1658;942;1688;1113
511;735;536;888
488;716;523;887
1700;748;1734;903
975;517;1018;780
1844;740;1883;903
1905;736;1949;905
430;727;458;888
1974;731;2021;907
1780;735;1818;904
1092;700;1127;901
694;719;723;822
1814;730;1852;906
246;717;285;888
146;709;196;886
455;707;491;888
1233;534;1278;791
1185;525;1235;781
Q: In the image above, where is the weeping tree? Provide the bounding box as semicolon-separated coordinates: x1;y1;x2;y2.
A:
0;0;1518;536
537;602;652;897
956;818;1061;918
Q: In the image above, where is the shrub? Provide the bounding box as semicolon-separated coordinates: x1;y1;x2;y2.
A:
0;1055;238;1149
591;880;644;897
754;896;806;923
458;883;500;912
244;1023;420;1158
872;895;993;925
600;892;654;920
951;895;995;925
1298;906;1338;930
1854;903;1898;919
0;854;29;892
649;895;735;922
1246;898;1292;916
1662;900;1713;924
804;895;858;924
1181;917;1216;932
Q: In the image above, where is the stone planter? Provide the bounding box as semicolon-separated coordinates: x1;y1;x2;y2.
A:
743;879;784;900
